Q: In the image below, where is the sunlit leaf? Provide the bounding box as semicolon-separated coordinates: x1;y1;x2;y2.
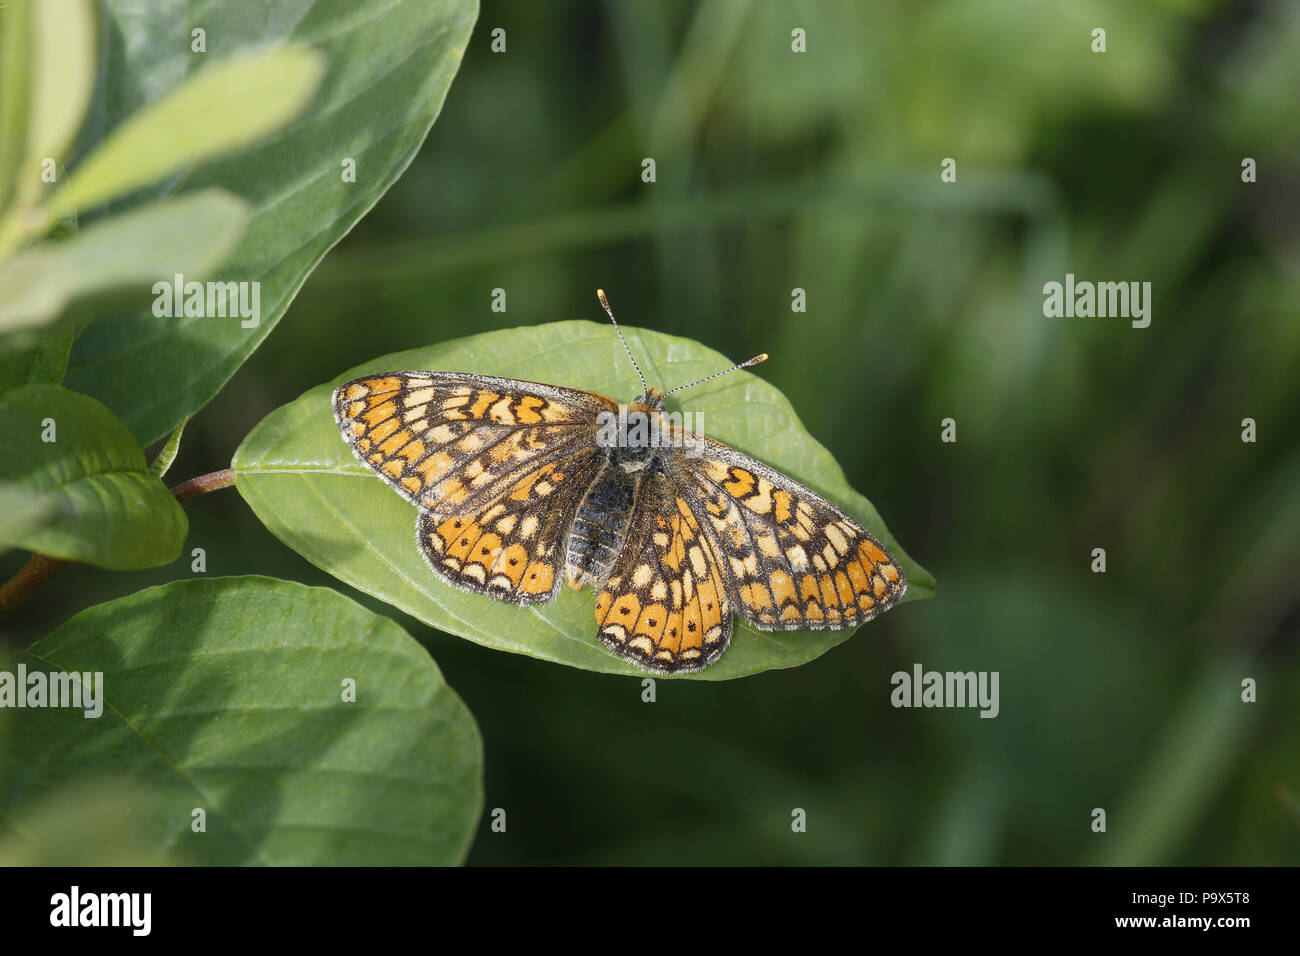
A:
24;0;96;178
0;0;33;216
45;46;324;220
0;190;247;336
148;415;188;478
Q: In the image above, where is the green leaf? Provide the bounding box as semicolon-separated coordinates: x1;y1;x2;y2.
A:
148;415;188;478
0;324;72;392
0;481;57;546
64;0;480;446
0;0;33;216
0;576;483;865
0;190;248;336
45;46;324;220
234;321;935;680
0;0;96;258
24;0;96;179
0;383;186;568
0;780;171;866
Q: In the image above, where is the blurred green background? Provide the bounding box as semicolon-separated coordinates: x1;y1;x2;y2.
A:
5;0;1299;864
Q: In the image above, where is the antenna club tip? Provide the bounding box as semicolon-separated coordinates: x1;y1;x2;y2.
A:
596;288;609;305
756;353;769;363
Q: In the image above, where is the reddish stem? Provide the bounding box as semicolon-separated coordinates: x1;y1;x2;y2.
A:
0;468;237;620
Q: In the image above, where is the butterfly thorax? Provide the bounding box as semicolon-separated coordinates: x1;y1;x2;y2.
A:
565;395;670;588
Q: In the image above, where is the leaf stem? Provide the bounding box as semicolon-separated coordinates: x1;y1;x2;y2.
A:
0;554;69;620
170;467;237;502
0;468;238;620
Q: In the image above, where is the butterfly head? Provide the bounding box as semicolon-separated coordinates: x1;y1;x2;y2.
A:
606;397;670;473
634;387;664;408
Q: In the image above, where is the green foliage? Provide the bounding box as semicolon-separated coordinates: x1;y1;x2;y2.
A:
148;416;188;479
0;190;248;336
44;48;324;221
0;482;56;545
0;323;71;391
58;0;479;446
0;0;94;220
0;0;484;866
0;780;170;866
0;384;186;568
235;321;933;679
0;577;483;865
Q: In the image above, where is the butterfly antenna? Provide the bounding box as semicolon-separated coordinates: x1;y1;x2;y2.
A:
662;352;769;398
597;289;649;395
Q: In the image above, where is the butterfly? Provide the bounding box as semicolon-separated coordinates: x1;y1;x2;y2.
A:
333;291;906;673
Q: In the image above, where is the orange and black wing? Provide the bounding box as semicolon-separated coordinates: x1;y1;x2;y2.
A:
593;471;732;672
335;371;616;606
669;436;906;631
416;444;604;605
333;371;615;518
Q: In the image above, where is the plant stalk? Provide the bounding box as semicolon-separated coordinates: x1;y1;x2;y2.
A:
0;468;237;621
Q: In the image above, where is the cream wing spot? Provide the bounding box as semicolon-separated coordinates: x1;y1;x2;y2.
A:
825;524;849;555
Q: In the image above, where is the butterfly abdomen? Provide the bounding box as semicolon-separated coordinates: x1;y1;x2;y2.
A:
565;456;640;588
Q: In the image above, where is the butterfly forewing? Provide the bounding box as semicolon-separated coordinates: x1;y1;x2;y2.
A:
333;371;614;515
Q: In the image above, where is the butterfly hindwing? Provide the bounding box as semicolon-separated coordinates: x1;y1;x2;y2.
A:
671;436;906;631
594;471;732;673
416;445;604;605
333;371;615;517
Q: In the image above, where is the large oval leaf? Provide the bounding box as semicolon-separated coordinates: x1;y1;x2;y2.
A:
0;576;483;865
0;383;186;568
234;321;934;680
63;0;479;446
